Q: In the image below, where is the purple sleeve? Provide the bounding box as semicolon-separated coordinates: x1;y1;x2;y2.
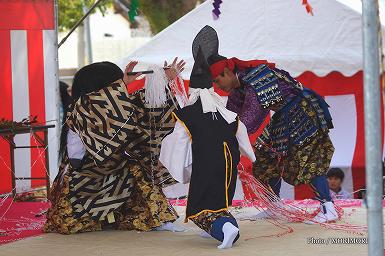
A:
227;85;269;134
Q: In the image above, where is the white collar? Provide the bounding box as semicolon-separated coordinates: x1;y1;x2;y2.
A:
187;88;237;124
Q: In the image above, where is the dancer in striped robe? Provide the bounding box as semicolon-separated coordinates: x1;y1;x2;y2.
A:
44;60;186;234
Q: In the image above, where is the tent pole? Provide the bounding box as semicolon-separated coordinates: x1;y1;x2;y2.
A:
83;6;93;64
58;0;105;48
362;1;383;256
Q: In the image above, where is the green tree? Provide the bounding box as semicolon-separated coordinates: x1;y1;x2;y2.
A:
138;0;200;34
58;0;201;33
58;0;112;31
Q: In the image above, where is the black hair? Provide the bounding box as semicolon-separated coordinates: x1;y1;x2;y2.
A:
59;62;123;159
71;61;123;100
207;54;240;77
59;81;72;115
59;81;72;160
327;168;345;181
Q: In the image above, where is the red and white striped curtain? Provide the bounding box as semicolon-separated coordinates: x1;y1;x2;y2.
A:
0;0;59;194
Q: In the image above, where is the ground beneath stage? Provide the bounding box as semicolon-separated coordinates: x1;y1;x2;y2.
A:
0;207;377;256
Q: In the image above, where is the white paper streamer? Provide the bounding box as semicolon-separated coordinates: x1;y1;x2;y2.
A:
144;65;168;108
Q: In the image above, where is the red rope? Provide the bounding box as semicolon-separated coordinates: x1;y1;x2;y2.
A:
238;169;369;240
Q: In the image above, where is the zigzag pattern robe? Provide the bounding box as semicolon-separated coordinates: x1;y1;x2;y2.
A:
52;80;179;222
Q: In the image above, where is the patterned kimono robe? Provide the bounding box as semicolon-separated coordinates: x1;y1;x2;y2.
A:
227;65;335;186
44;80;179;234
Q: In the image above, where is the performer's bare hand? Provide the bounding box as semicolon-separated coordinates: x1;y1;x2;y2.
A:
123;61;142;85
164;57;186;81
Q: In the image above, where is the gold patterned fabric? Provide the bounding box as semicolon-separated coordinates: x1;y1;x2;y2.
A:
68;80;178;187
44;167;102;234
44;80;179;234
253;95;335;186
190;210;234;234
125;88;179;187
44;160;177;234
115;166;178;231
253;133;334;186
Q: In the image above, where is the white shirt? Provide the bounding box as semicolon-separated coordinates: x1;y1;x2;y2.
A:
67;129;85;160
330;189;352;200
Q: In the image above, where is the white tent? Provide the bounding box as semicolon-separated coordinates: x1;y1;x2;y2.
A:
118;0;385;78
117;0;385;199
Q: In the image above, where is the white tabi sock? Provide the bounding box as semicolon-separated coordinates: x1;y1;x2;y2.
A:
217;222;239;249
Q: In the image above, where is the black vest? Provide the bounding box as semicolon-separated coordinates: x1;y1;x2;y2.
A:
174;99;240;220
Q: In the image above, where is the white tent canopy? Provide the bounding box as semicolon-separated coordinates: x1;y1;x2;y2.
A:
116;0;385;200
118;0;385;78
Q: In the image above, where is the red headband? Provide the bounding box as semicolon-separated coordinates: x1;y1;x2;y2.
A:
210;57;275;78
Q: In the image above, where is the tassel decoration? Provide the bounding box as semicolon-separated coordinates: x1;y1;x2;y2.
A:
128;0;139;23
144;65;169;108
302;0;314;16
212;0;223;20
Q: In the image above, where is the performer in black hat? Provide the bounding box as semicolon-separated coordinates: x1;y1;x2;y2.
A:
160;44;255;248
45;60;187;234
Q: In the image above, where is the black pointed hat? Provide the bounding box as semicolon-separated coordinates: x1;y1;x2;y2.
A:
192;25;227;67
189;46;212;89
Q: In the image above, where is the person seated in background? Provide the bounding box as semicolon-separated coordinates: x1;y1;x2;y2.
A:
327;168;352;200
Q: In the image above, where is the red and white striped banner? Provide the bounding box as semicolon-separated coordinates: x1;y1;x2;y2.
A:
0;0;59;194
